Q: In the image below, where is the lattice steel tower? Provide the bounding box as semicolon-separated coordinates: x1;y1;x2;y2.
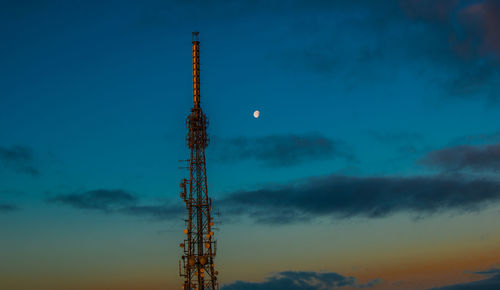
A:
179;32;219;290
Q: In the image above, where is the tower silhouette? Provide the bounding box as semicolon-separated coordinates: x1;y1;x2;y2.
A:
179;32;219;290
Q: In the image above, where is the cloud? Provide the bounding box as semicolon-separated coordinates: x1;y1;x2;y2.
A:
450;131;500;145
220;174;500;224
472;268;500;276
456;1;500;59
400;0;500;101
120;204;182;220
0;203;19;213
369;131;425;156
222;271;381;290
47;189;183;221
432;266;500;290
214;134;354;167
400;0;460;23
268;0;500;102
47;189;138;212
0;145;39;176
140;0;499;101
400;0;500;59
421;143;500;172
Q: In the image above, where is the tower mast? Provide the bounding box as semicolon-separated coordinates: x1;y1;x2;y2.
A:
179;32;219;290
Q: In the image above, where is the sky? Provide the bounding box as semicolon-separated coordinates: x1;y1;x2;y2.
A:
1;0;500;289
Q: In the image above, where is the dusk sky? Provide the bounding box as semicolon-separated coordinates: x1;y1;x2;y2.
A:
1;1;500;289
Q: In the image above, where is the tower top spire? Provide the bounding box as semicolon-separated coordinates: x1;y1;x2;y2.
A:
192;32;201;108
192;31;199;42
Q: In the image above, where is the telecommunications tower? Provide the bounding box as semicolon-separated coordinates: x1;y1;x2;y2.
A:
179;32;219;290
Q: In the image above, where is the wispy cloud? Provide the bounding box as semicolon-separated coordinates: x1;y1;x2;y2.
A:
139;0;500;102
46;189;182;220
120;204;182;220
214;134;354;167
270;0;500;102
222;270;381;290
432;266;500;289
0;145;39;176
471;268;500;276
0;203;19;213
421;143;500;172
401;0;500;102
449;130;500;145
220;174;500;224
47;189;137;212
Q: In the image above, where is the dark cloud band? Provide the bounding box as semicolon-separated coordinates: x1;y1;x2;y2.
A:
220;174;500;224
222;270;381;290
421;143;500;172
46;189;182;220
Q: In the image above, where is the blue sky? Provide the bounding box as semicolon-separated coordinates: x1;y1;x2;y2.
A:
1;1;500;289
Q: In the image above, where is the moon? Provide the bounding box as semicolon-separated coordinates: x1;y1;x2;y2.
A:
253;110;260;118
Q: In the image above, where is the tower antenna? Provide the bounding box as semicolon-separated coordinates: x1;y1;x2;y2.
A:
179;32;219;290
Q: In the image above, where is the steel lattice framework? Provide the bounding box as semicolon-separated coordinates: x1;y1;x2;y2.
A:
179;32;219;290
